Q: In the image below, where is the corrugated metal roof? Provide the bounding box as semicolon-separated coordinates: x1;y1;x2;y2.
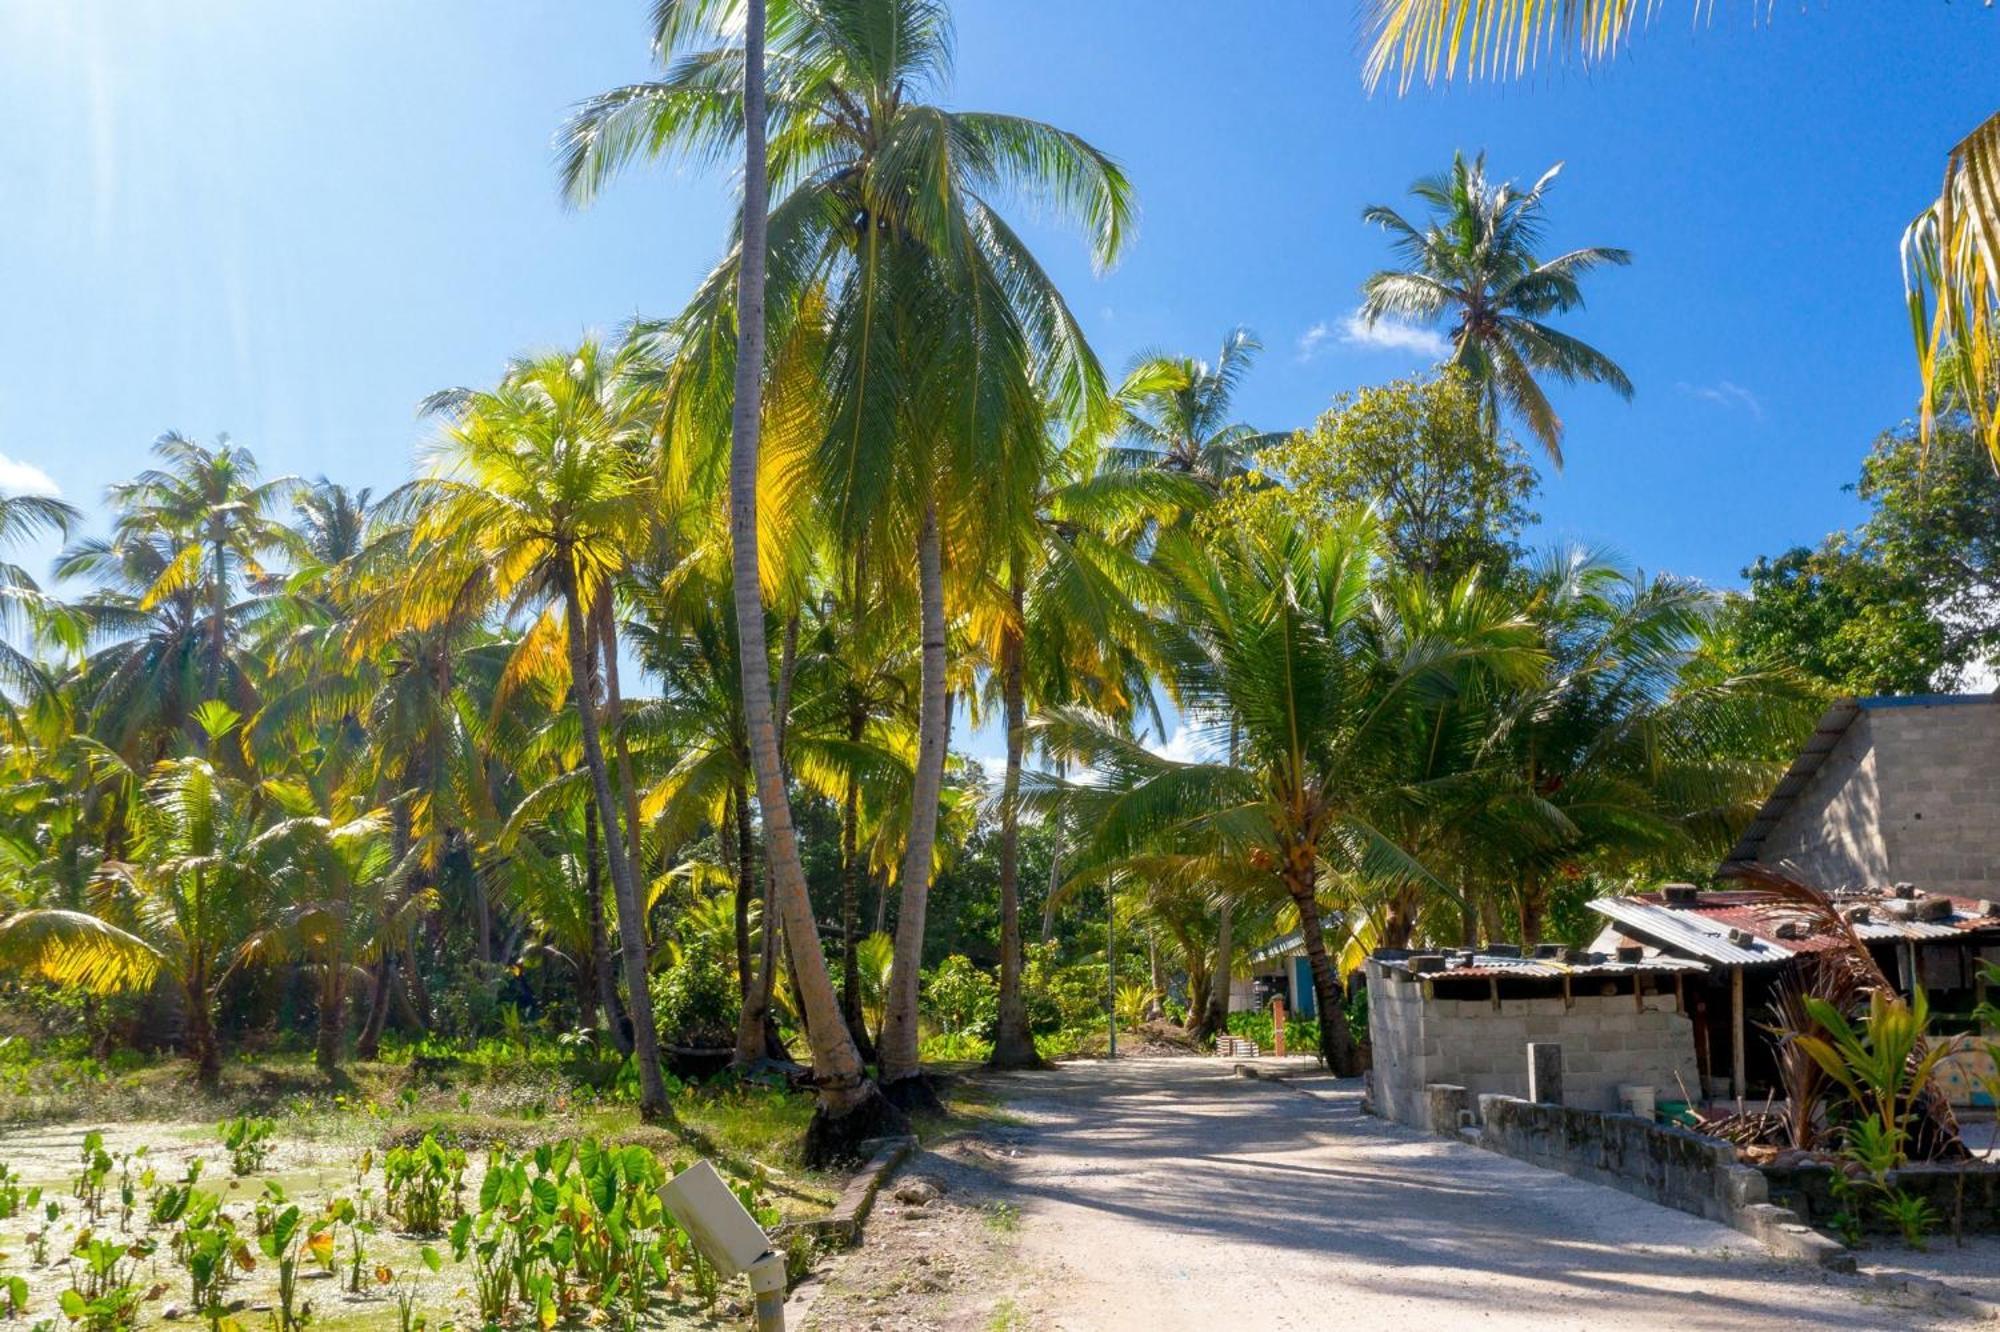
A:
1372;950;1707;981
1247;931;1303;966
1588;896;1792;967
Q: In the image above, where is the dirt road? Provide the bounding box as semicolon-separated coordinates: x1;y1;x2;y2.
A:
797;1057;1986;1331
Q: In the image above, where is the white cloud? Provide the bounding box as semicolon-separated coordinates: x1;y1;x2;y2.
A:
0;453;60;496
1144;721;1217;766
1677;379;1764;420
1298;310;1449;362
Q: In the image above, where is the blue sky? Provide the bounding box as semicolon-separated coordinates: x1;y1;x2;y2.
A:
3;1;1995;754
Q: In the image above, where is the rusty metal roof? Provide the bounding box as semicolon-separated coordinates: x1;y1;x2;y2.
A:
1591;887;2000;964
1371;949;1708;981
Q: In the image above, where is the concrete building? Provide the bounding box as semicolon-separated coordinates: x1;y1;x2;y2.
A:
1724;693;2000;896
1364;948;1706;1131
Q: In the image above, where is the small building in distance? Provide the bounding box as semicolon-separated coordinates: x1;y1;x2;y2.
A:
1723;693;2000;897
1364;946;1707;1131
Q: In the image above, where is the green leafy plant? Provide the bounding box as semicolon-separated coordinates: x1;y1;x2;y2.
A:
0;1273;27;1319
1112;981;1159;1031
255;1202;317;1332
71;1133;111;1222
218;1117;276;1177
382;1134;466;1236
59;1233;150;1332
1795;986;1965;1245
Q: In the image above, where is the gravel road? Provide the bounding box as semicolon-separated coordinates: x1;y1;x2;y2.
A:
950;1057;1980;1331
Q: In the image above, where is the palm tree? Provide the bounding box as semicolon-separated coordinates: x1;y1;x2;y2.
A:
395;341;673;1120
1356;5;2000;471
561;0;1132;1117
0;741;301;1087
1110;329;1284;487
975;431;1194;1068
561;0;893;1152
1437;548;1816;943
1360;152;1630;465
101;433;302;700
1035;510;1544;1073
0;489;81;723
243;805;429;1071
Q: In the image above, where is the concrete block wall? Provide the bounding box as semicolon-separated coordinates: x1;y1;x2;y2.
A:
1476;1094;1758;1223
1366;961;1702;1130
1758;700;2000;896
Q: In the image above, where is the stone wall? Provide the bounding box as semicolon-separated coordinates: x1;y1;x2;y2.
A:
1762;1161;2000;1235
1473;1095;1851;1267
1758;698;2000;895
1475;1094;1764;1223
1365;961;1701;1130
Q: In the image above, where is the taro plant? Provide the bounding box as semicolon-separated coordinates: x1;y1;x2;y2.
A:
60;1234;149;1332
219;1116;275;1177
174;1191;251;1329
382;1134;465;1236
72;1132;111;1221
256;1202;317;1332
0;1273;26;1320
0;1164;22;1220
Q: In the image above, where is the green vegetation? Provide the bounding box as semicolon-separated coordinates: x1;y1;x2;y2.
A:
0;5;1984;1276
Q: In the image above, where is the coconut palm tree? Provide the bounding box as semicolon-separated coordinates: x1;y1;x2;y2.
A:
1109;329;1285;488
392;340;674;1120
973;430;1195;1068
1360;152;1630;465
1034;510;1545;1073
0;735;303;1087
99;433;302;701
0;489;81;729
561;0;1131;1118
242;804;431;1071
1356;5;2000;471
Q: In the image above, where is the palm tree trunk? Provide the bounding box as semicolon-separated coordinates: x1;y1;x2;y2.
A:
1196;900;1232;1041
726;786;753;999
733;780;775;1067
316;959;347;1073
988;574;1043;1070
1286;851;1360;1076
838;750;875;1061
583;793;627;1051
558;560;669;1119
188;976;221;1090
356;952;393;1060
878;501;950;1097
594;596;650;904
726;0;896;1163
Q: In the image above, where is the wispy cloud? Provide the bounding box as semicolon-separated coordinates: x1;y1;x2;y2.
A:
1677;379;1764;420
0;453;60;496
1298;310;1449;362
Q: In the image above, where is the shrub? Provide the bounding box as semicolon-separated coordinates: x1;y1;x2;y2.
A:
1022;943;1106;1035
650;951;739;1048
922;955;998;1039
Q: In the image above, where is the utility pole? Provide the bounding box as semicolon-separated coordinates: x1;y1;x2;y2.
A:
1107;882;1117;1060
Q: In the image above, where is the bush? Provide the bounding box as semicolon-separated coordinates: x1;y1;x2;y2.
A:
922;955;998;1038
1022;943;1106;1035
650;952;739;1047
1225;1009;1320;1054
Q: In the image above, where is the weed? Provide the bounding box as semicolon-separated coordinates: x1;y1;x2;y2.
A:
983;1201;1021;1234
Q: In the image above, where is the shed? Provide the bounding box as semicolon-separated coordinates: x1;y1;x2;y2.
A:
1364;946;1706;1130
